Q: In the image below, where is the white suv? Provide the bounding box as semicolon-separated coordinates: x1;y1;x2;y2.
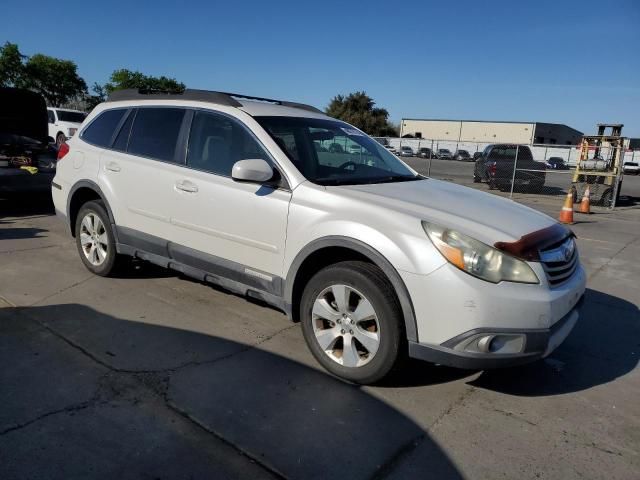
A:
52;89;586;383
47;108;87;147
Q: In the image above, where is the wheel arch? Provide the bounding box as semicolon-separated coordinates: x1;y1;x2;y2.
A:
285;236;418;342
67;180;118;241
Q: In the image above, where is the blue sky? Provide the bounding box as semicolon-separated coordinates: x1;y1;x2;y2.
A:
4;0;640;136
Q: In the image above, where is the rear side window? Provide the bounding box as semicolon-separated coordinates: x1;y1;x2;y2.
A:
128;108;186;163
81;109;127;147
112;110;135;152
47;110;55;123
186;110;270;176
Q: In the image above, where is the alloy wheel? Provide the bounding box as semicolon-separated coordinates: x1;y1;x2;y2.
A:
79;212;108;266
311;284;381;368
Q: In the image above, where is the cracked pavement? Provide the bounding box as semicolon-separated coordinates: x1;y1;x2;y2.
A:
1;196;639;479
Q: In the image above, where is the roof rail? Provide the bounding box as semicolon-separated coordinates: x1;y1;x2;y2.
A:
106;89;242;107
106;88;323;113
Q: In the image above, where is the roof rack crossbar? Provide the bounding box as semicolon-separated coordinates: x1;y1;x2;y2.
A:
106;88;323;113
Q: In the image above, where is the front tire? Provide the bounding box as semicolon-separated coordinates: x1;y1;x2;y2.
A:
74;200;124;276
300;261;404;384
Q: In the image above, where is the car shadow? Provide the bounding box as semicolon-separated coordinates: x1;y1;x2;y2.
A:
469;288;639;396
0;193;55;218
0;227;48;240
1;303;463;480
99;263;638;396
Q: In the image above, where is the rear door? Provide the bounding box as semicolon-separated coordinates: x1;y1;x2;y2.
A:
169;109;291;279
98;107;189;247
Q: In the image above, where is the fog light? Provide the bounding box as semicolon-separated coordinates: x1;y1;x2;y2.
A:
454;333;526;354
479;334;525;354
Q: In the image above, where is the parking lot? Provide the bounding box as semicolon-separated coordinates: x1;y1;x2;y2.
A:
403;157;640;203
1;184;639;479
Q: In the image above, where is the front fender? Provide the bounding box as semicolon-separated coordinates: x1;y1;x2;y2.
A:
284;235;419;342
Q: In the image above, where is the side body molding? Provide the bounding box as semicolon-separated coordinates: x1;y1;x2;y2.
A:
285;236;418;342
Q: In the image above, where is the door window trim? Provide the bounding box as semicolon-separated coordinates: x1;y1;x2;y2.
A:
78;105;291;190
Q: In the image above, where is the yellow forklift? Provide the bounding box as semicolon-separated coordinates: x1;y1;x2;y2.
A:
570;124;626;208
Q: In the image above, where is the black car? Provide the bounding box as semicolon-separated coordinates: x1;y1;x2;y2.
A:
545;157;570;170
416;147;435;158
453;149;472;161
473;144;546;191
0;88;57;196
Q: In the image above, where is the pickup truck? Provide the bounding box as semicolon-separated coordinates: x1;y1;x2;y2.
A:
473;144;546;192
0;88;58;196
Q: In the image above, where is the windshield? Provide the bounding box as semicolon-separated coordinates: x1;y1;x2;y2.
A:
255;116;419;186
56;110;87;123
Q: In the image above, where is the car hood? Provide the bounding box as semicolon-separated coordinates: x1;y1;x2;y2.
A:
334;178;556;244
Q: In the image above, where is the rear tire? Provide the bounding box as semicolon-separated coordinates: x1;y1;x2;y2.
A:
300;261;404;384
74;200;125;276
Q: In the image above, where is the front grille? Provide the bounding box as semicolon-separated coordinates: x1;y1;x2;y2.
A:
540;237;579;286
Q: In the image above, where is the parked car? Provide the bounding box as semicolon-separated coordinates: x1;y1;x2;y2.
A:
416;147;435;158
437;148;452;160
473;152;482;161
453;149;472;161
397;145;414;157
623;162;639;175
473;144;547;191
384;144;397;154
546;157;570;170
47;108;87;148
0;88;57;195
52;89;585;384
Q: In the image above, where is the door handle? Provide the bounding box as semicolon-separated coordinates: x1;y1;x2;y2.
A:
105;161;121;172
175;180;198;193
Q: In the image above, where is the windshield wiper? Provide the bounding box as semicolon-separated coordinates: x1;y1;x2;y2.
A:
363;175;421;184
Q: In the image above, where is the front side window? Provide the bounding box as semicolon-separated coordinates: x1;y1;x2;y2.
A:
81;109;127;147
47;110;55;123
255;117;418;185
128;108;185;163
186;110;270;176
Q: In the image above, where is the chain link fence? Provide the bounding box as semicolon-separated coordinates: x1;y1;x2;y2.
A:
374;137;638;209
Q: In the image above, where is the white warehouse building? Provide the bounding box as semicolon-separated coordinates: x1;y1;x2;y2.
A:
400;119;583;145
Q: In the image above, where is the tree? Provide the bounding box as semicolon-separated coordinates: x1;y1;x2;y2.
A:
0;42;26;87
325;91;397;137
21;54;87;107
103;69;185;95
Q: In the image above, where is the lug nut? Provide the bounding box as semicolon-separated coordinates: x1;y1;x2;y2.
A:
341;329;345;334
349;330;353;334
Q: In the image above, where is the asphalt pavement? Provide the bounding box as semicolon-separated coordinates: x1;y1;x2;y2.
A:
1;184;639;479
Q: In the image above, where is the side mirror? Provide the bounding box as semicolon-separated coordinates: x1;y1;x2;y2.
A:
231;159;274;183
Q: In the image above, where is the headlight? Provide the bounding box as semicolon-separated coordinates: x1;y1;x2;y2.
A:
423;222;539;284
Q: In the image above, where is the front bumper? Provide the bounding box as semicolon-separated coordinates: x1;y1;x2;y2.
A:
402;260;586;369
408;295;583;369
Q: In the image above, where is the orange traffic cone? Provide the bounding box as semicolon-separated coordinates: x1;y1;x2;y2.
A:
579;187;591;214
559;191;574;224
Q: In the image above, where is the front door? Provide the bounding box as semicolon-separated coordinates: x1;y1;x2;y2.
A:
169;109;291;280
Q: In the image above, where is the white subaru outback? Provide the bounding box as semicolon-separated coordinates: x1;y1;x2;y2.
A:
52;89;586;384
